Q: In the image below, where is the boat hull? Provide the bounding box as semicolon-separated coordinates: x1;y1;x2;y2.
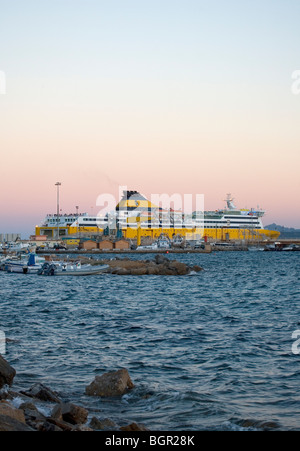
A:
53;266;109;276
5;263;42;274
38;263;109;276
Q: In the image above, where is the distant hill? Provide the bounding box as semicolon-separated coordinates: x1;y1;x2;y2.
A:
266;223;300;238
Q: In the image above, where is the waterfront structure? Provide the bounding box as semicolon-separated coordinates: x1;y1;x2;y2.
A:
0;233;21;243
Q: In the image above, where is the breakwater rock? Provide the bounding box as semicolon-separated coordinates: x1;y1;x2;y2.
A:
0;360;147;432
81;254;203;276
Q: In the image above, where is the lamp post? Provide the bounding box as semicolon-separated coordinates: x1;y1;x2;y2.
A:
55;182;62;240
76;206;80;239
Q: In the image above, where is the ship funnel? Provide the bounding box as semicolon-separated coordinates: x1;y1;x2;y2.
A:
225;193;236;210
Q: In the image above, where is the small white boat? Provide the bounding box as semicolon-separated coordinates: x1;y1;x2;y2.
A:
136;236;171;251
5;253;45;274
247;246;265;252
38;262;109;276
157;239;171;249
136;243;159;251
281;244;300;252
2;242;32;252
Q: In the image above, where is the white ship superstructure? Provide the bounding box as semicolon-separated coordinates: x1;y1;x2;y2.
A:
194;194;265;230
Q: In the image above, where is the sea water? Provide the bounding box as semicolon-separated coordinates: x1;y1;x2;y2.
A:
0;252;299;431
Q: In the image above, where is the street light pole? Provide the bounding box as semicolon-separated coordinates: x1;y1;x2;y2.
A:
75;206;80;239
55;182;61;240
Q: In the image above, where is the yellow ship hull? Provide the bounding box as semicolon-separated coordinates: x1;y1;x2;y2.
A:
35;225;280;241
121;227;280;241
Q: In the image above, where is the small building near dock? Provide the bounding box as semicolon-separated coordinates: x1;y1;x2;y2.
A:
79;240;98;251
98;240;114;251
114;239;130;250
30;235;48;242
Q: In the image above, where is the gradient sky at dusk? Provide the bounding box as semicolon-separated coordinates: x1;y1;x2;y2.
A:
0;0;299;237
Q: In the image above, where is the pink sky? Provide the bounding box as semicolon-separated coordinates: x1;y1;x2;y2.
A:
1;79;299;234
0;2;299;236
0;80;300;236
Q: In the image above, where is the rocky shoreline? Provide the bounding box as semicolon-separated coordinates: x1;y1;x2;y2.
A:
0;355;147;432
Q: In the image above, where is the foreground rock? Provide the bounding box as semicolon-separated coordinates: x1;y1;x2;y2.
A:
20;401;48;429
0;355;16;389
86;368;135;397
59;402;89;425
0;400;26;424
21;382;61;403
0;414;35;431
89;416;119;430
120;422;150;431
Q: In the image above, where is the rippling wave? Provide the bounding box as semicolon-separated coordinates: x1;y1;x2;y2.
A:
1;252;300;430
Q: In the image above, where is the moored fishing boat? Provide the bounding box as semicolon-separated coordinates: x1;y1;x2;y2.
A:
0;255;21;271
5;253;46;274
37;262;109;276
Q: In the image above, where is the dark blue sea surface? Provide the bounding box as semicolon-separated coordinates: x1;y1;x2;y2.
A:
0;252;300;430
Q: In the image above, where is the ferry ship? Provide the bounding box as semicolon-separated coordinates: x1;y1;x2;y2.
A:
35;192;280;241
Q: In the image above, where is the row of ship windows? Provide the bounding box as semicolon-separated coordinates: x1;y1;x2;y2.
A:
48;219;75;223
46;221;260;228
204;221;260;224
47;218;103;223
224;215;257;221
48;218;260;225
79;219;261;225
141;224;261;229
69;224;262;229
203;225;262;229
